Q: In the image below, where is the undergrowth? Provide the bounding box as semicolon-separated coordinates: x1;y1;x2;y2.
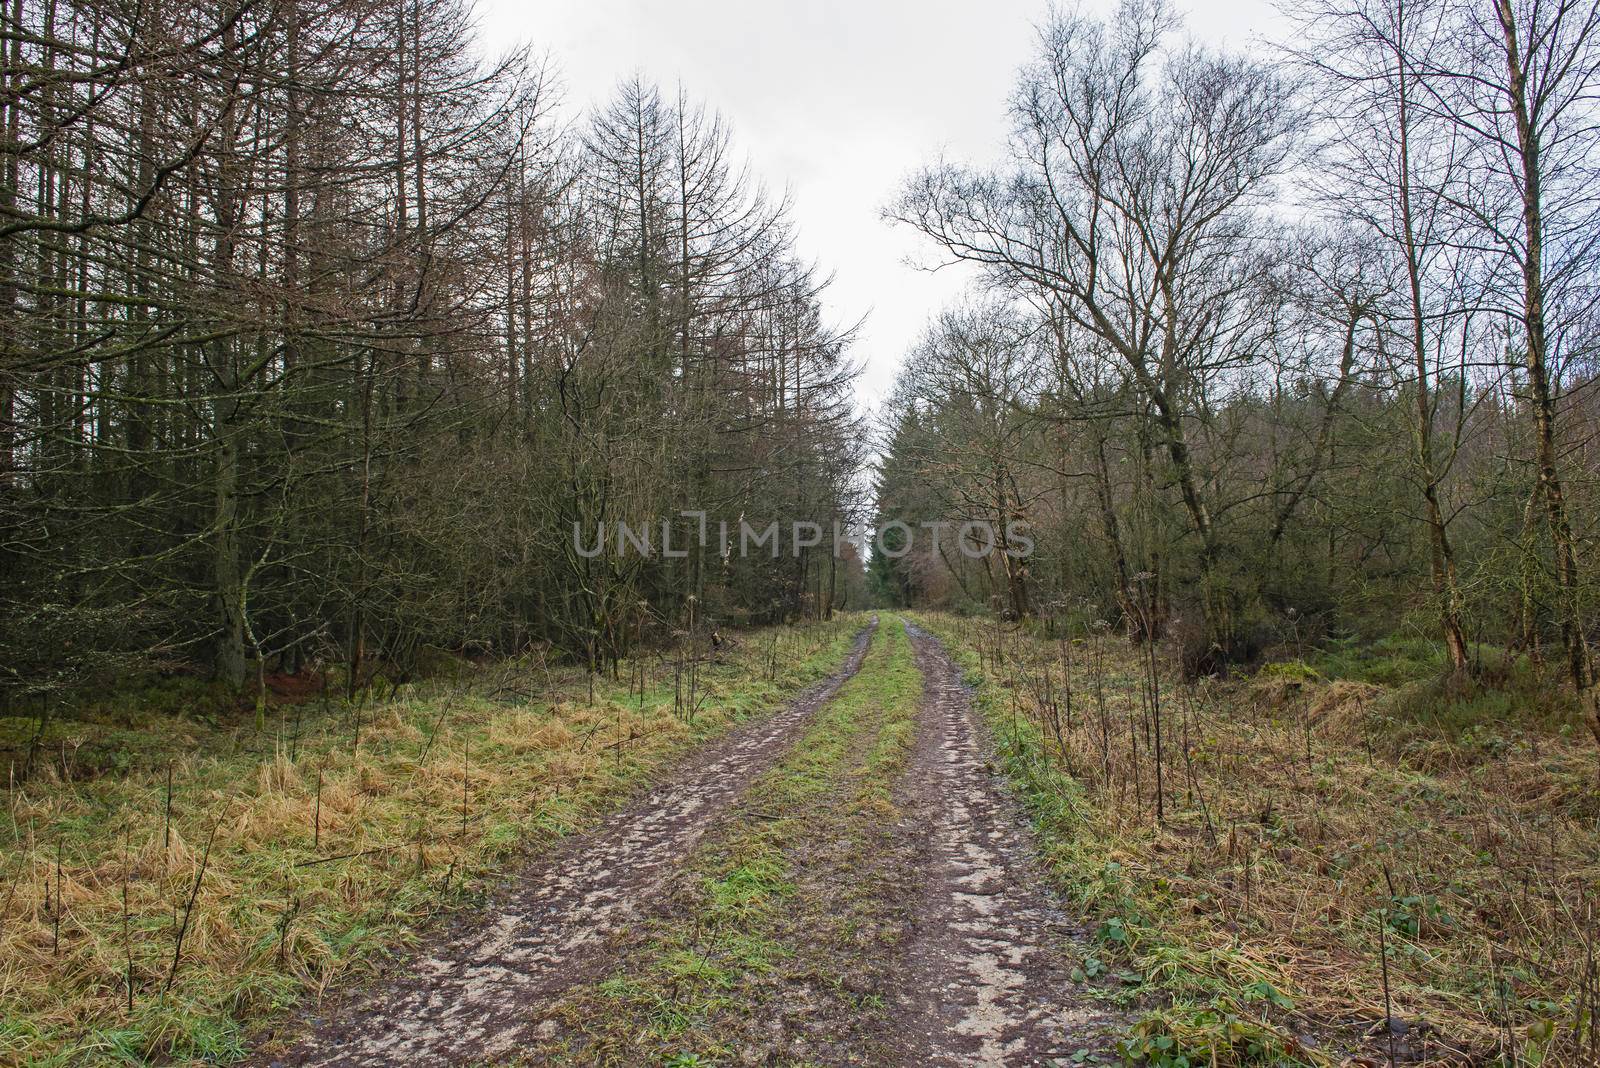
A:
912;612;1600;1067
0;615;866;1065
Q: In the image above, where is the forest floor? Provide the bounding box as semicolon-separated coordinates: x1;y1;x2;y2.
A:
911;613;1600;1067
253;616;1122;1066
12;609;1588;1066
2;613;1123;1066
0;616;869;1064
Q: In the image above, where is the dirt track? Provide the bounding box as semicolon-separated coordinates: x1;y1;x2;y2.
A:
258;622;876;1066
256;617;1114;1066
887;622;1113;1065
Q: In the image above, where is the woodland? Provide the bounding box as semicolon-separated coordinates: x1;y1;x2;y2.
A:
3;0;1598;716
3;0;1600;1062
0;0;865;710
874;0;1600;713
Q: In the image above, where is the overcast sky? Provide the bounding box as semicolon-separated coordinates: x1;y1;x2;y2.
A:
477;0;1284;412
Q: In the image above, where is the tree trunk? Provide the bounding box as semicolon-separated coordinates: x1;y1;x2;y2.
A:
1393;24;1470;675
1496;0;1590;692
212;398;248;688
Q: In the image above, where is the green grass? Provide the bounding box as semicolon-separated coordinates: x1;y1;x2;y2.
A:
1379;663;1581;748
534;616;923;1064
1271;636;1585;759
1307;634;1463;686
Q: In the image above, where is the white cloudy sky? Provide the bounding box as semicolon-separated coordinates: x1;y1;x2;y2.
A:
477;0;1284;411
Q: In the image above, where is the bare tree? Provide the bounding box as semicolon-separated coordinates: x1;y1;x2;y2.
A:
1419;0;1600;692
1289;0;1485;673
891;0;1297;664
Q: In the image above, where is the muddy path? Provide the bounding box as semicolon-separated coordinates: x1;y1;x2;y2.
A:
885;622;1116;1065
507;618;1115;1066
255;620;877;1067
513;615;920;1065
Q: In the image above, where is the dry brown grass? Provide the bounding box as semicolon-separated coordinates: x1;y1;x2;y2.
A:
0;615;864;1065
915;612;1600;1066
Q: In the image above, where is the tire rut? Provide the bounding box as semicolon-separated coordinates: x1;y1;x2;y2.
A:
887;621;1115;1066
674;624;916;1065
256;620;877;1067
519;619;913;1064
